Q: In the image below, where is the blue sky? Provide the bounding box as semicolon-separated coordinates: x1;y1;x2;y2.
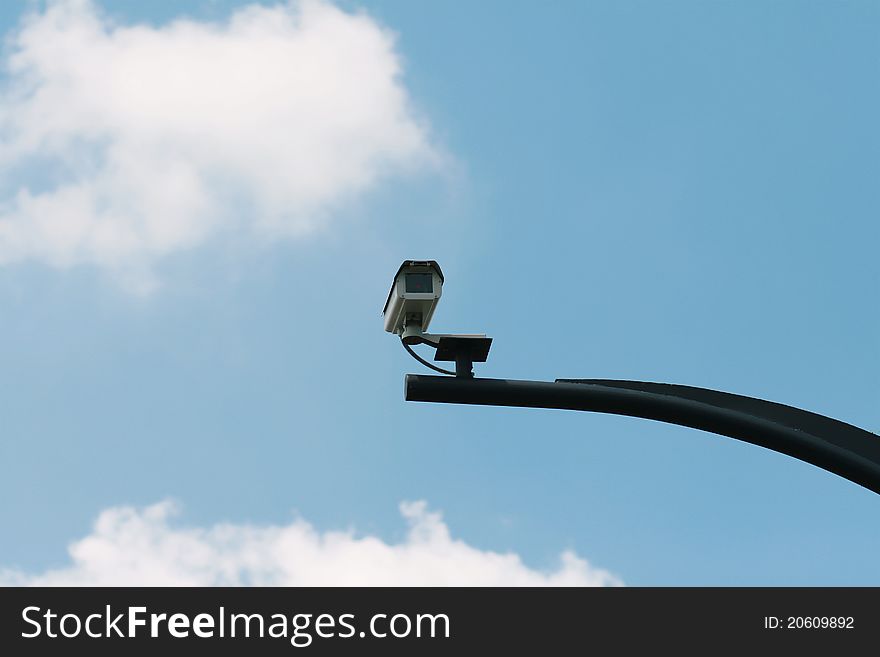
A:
0;0;878;585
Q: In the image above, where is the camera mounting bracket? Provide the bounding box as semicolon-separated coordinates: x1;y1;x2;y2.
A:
400;325;492;378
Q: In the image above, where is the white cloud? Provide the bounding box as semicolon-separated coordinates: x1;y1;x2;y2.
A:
0;500;622;586
0;0;437;289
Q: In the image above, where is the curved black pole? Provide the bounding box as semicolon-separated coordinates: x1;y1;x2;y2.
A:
405;374;880;495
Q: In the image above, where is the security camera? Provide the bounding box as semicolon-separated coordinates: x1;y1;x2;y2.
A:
383;260;492;378
383;260;444;339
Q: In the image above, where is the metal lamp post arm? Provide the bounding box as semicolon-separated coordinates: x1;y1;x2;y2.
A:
405;374;880;495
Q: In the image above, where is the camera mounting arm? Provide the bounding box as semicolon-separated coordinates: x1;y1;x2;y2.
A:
400;323;492;378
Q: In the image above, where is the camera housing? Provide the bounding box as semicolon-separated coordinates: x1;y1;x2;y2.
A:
383;260;444;336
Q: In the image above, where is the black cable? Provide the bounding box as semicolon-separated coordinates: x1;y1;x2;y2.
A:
401;339;456;376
